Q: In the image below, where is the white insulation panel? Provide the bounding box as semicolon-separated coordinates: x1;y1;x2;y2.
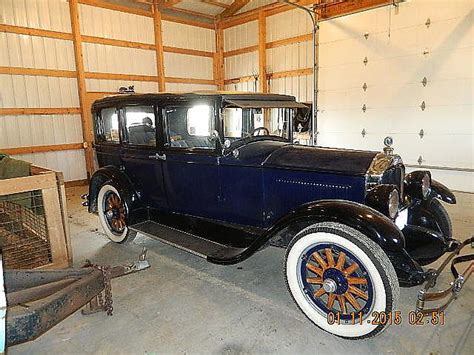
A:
79;4;154;44
166;83;217;93
267;41;312;73
82;42;157;76
0;32;76;70
266;9;312;42
225;51;258;79
0;0;72;32
15;150;87;182
164;53;213;79
86;79;158;93
224;21;258;51
0;74;79;108
225;80;258;93
162;20;215;52
270;75;312;103
0;114;83;149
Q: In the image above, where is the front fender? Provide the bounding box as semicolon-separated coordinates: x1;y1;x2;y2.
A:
88;166;140;215
430;179;456;204
268;200;405;252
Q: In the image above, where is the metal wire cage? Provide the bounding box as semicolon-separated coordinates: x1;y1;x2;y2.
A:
0;191;52;269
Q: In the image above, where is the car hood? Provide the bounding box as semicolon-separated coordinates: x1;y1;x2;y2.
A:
261;144;378;176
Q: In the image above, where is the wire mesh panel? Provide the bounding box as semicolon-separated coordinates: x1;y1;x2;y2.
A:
0;191;52;269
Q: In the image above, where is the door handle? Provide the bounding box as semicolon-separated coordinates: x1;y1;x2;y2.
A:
148;153;166;161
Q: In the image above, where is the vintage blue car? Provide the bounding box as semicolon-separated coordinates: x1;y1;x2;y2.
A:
84;92;469;339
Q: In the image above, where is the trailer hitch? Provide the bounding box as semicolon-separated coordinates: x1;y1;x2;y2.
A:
416;237;474;314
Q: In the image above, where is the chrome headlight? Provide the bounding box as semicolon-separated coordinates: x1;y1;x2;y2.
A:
388;190;399;219
422;173;431;199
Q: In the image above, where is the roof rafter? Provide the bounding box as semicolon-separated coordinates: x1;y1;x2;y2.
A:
218;0;250;18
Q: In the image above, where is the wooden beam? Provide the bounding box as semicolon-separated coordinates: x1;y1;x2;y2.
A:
202;0;230;9
153;6;166;92
258;11;267;93
161;14;215;29
64;179;89;188
223;45;259;58
219;0;251;18
78;0;153;17
159;0;182;9
1;143;83;155
0;24;73;40
81;35;156;50
0;66;76;78
319;0;394;19
224;75;256;85
266;33;312;49
215;24;225;90
165;77;216;85
85;72;159;82
163;46;214;58
69;0;94;179
168;7;215;20
267;68;312;79
0;108;81;115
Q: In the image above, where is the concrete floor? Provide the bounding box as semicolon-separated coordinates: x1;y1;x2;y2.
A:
10;187;474;354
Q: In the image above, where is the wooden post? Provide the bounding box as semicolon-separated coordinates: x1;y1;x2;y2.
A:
153;5;166;92
215;23;225;90
258;10;267;94
69;0;94;179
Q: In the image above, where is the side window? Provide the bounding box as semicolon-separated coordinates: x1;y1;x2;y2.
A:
96;107;119;144
124;105;156;147
164;104;215;149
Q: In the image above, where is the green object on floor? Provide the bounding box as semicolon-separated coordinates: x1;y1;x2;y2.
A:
0;154;31;180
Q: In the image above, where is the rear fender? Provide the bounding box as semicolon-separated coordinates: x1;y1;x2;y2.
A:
88;166;141;217
430;179;456;204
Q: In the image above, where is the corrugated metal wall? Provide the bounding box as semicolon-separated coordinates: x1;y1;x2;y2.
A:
0;0;85;181
162;20;216;92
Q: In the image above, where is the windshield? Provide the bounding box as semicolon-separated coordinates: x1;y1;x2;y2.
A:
223;107;296;145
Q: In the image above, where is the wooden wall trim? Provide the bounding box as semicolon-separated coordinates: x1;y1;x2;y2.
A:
81;35;156;50
1;143;84;156
0;108;81;115
224;75;256;85
69;0;94;179
267;68;312;79
0;24;73;40
266;33;312;49
223;45;259;58
84;72;159;82
163;46;214;58
153;6;166;92
215;24;225;90
0;66;76;78
258;11;267;93
165;77;216;85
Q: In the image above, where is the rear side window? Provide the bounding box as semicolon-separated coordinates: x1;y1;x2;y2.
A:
124;105;156;147
96;107;119;144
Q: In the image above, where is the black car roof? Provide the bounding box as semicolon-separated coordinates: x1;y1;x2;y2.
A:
92;91;297;110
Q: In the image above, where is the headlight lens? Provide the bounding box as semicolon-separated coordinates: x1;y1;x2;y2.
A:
388;190;399;219
422;173;431;198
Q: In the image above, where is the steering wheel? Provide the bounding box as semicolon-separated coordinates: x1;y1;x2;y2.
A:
253;127;270;136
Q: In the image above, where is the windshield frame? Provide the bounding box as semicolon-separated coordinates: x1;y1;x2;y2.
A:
220;104;296;151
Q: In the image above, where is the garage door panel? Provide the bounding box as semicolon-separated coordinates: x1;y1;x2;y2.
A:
318;110;364;134
424;79;472;106
368;55;425;86
365;83;423;109
319;89;364;110
420;16;473;53
425;47;473;81
370;28;420;60
319;38;367;67
319;64;366;91
416;0;473;23
413;104;473;134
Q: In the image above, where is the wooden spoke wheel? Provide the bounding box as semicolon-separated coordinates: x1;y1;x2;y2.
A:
285;222;399;339
302;244;373;319
97;184;137;244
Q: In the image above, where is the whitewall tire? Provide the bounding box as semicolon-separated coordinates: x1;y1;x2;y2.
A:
285;222;399;339
97;184;137;244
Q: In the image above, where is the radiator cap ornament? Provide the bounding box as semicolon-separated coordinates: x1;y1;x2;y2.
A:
383;136;394;155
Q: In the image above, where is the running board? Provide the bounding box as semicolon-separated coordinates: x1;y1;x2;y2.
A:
130;221;246;261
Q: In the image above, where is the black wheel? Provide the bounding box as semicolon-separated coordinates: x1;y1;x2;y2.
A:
97;184;137;243
429;199;452;238
285;222;399;339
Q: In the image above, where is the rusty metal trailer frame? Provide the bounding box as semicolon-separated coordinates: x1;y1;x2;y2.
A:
2;250;149;348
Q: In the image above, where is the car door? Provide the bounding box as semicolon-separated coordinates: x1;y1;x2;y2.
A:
120;103;167;209
160;99;221;219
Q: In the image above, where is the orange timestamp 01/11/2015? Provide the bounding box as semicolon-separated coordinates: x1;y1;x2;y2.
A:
326;310;446;326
